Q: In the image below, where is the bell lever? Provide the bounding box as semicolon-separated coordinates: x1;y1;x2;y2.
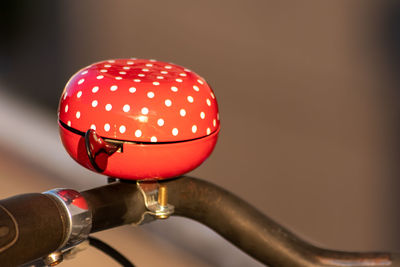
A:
85;129;121;172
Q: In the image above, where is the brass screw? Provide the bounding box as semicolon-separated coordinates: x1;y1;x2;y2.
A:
158;185;168;206
156;185;169;219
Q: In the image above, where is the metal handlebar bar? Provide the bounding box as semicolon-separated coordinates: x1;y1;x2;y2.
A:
0;176;399;266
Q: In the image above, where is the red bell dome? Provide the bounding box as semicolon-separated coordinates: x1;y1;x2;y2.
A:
58;58;220;180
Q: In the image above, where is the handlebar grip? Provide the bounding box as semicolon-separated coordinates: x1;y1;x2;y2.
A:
0;193;68;267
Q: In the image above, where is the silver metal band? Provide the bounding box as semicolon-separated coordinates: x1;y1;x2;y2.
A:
43;189;92;249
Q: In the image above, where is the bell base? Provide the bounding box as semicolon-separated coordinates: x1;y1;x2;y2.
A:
59;123;219;180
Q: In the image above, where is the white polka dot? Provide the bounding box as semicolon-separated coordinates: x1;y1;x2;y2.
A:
119;71;126;75
157;76;164;80
119;125;126;133
92;100;98;107
105;104;112;111
149;59;156;62
63;92;68;100
206;99;211;106
187;96;194;103
213;119;217;127
165;65;172;69
193;85;199;91
123;66;130;70
180;109;186;117
135;129;142;137
184;68;191;72
129;87;136;93
134;79;141;82
78;79;85;85
146;63;153;67
104;123;110;132
115;77;122;80
81;70;88;75
104;64;111;68
176;78;183;82
123;104;130;112
147;92;155;98
200;112;205;119
157;118;164;126
142;68;149;72
161;71;168;74
150;136;157;142
76;111;81;119
171;86;178;92
127;61;134;65
192;125;197;133
138;73;145;77
211;93;215;99
141;107;149;115
172;128;178;136
207;128;211;135
65;105;68;112
67;121;71;127
77;91;82;98
97;75;104;79
165;99;172;107
179;73;187;77
197;79;204;84
108;60;115;63
90;124;96;130
110;85;118;91
100;69;107;73
153;81;160;86
92;86;99;93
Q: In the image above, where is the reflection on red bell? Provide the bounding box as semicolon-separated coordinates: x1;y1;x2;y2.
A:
56;189;88;210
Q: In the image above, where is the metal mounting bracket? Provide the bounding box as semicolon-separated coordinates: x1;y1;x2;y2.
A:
137;181;174;220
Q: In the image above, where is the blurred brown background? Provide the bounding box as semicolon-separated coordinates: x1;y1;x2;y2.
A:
1;0;400;266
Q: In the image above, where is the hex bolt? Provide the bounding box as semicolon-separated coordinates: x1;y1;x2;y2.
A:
43;251;63;266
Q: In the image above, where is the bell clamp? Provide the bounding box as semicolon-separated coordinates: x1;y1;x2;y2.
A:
137;181;174;220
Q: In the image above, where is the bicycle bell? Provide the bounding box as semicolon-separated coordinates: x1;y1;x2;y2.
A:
58;58;220;180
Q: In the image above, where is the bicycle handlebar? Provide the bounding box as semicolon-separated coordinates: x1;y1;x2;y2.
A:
0;193;68;266
0;176;399;267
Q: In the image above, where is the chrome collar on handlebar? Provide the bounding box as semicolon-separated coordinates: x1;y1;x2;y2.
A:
43;189;92;250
